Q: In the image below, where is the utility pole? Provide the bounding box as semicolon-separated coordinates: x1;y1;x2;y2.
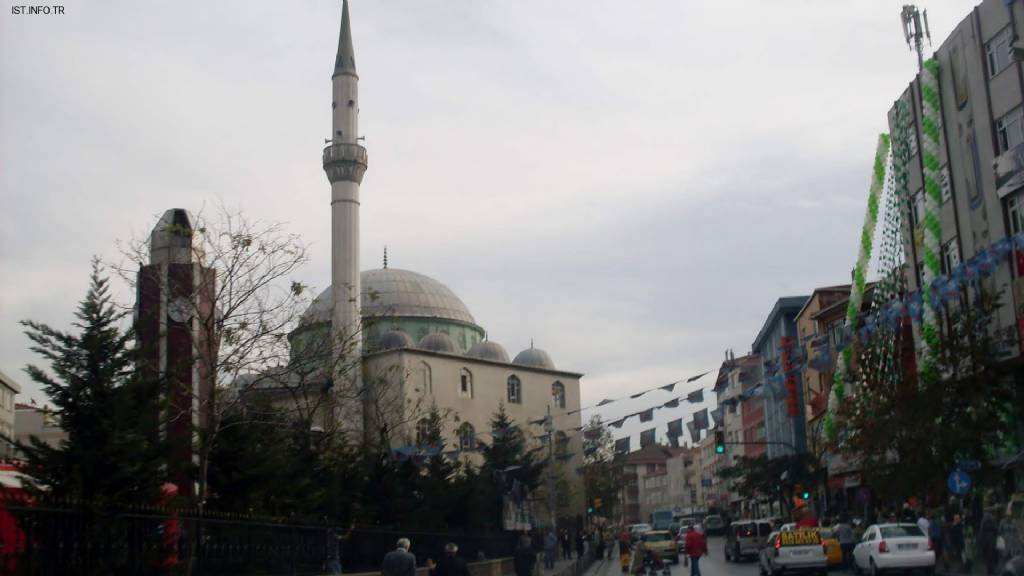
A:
544;405;557;532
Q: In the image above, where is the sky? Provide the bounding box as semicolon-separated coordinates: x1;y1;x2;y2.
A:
0;0;981;447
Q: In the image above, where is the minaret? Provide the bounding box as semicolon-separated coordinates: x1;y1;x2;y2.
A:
323;0;367;437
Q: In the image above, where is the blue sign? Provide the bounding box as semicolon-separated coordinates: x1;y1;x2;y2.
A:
957;460;981;472
947;470;972;496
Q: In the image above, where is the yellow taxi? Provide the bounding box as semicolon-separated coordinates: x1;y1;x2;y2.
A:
818;528;843;566
640;530;679;564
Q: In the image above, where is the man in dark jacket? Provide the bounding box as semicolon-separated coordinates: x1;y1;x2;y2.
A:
382;538;417;576
433;543;470;576
514;536;536;576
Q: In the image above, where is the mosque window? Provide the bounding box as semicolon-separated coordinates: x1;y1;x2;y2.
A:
555;431;569;459
507;375;522;404
348;99;355;107
459;368;473;398
418;361;432;394
458;423;476;452
552;381;566;409
416;418;431;445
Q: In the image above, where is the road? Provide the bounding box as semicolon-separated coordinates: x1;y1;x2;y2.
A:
591;537;857;576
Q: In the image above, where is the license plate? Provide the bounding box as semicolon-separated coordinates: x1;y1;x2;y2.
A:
790;550;810;556
898;544;917;551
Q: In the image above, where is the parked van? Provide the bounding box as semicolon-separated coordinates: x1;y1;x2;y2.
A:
724;519;773;562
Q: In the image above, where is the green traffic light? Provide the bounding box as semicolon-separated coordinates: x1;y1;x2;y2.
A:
802;492;810;500
715;445;725;454
587;507;594;514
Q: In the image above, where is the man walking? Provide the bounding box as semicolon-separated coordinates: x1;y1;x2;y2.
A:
514;536;536;576
834;515;855;568
433;543;470;576
544;531;557;570
561;530;572;561
684;525;708;576
382;538;417;576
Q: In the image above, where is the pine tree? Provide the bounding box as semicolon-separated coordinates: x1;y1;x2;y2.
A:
477;404;545;530
18;259;165;506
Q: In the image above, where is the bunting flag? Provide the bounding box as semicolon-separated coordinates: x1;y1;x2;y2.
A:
529;417;547;425
610;418;626;429
687;420;699;444
630;391;647;399
666;418;683;438
663;398;680;409
808;347;833;372
710;407;724;427
597;399;614;406
687;371;711;382
583;427;601;440
692;408;709;430
668;435;680;448
686;389;704;403
763;359;780;377
660;382;677;392
639;408;654;423
639;428;656;448
766;375;786;398
614;437;631;455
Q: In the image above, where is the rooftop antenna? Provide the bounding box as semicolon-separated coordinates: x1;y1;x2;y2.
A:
901;4;928;71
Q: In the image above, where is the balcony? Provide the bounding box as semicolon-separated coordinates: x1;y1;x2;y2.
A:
322;142;368;184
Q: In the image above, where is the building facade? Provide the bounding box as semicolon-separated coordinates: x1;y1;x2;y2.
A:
751;296;810;461
0;371;19;458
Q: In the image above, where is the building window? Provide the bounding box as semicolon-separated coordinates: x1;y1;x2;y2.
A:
987;27;1014;78
555;431;569;458
417;361;432;395
910;190;925;228
552;381;566;409
459;368;473;398
940;166;952;203
997;107;1024;153
458;423;476;452
507;375;522;404
942;239;961;275
1009;194;1024;235
416;418;431;445
917;260;926;287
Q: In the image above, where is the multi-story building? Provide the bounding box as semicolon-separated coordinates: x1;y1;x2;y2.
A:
15;403;66;451
0;371;19;458
887;0;1024;468
713;352;761;514
667;445;703;515
751;296;810;461
618;444;686;524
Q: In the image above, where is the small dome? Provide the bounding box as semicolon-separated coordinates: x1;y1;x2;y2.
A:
377;330;414;351
418;332;459;353
513;347;555;370
467;341;510;363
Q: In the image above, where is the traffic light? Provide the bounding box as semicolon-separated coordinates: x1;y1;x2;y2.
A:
714;430;725;454
587;506;594;514
594;498;603;509
802;490;811;500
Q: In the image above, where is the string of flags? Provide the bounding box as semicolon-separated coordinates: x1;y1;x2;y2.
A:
567;370;711;415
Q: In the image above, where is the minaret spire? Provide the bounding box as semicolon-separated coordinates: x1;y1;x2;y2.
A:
334;0;357;77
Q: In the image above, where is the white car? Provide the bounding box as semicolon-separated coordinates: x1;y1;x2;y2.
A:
759;530;828;576
852;523;935;576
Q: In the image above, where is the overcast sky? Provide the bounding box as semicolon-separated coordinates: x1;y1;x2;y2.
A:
0;1;979;446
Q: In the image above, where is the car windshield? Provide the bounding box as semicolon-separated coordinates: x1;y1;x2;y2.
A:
880;526;924;538
735;524;755;537
644;533;671;542
758;524;773;536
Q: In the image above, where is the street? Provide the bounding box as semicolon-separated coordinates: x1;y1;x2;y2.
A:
590;537;856;576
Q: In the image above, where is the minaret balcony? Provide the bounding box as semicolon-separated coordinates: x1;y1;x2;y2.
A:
322;142;368;184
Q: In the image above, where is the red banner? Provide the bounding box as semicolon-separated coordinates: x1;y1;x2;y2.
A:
781;337;800;417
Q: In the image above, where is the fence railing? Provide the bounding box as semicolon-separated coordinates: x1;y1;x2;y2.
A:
0;498;518;576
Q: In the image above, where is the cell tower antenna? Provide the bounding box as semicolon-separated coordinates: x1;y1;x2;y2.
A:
923;10;932;45
901;4;926;71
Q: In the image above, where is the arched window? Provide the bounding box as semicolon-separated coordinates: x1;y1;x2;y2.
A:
459;368;473;398
417;361;432;395
552;381;566;409
507;375;522;404
458;423;476;452
555;431;570;459
416;418;431;445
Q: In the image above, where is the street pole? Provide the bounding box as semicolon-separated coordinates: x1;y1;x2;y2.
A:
544;405;557;532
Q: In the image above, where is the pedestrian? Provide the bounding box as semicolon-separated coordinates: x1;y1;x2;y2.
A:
834;514;855;569
324;525;351;576
575;531;585;560
432;543;470;576
684;524;708;576
979;507;998;575
949;514;965;573
917;512;930;539
561;530;572;561
382;538;417;576
930;512;946;571
901;502;917;524
515;536;537;576
544;531;557;570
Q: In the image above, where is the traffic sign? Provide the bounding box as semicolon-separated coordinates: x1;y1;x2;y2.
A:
956;460;981;472
947;470;971;495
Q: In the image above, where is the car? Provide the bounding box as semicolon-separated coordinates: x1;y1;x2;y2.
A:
629;523;653;542
641;530;680;564
759;529;828;576
725;519;773;562
818;528;843;567
704;515;725;536
852;523;934;576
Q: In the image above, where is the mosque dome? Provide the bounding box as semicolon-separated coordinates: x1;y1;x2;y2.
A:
300;268;480;327
513;347;556;370
466;341;510;363
376;330;414;351
418;332;459;353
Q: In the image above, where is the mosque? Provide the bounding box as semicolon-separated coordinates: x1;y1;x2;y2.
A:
288;0;586;499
